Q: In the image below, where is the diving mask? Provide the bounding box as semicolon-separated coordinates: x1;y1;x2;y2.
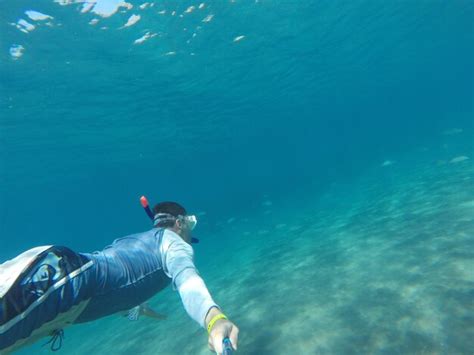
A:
153;213;197;230
182;215;197;230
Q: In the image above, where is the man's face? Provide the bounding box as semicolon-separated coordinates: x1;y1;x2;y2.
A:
176;219;193;244
181;227;192;244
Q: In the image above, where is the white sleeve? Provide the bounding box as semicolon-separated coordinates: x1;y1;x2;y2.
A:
160;229;219;327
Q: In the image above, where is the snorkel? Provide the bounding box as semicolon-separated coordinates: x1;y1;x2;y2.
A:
140;196;200;243
140;196;155;220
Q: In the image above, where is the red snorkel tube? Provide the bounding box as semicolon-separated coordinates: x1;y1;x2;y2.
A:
140;196;155;222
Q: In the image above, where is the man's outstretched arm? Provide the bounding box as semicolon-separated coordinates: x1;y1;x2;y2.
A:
161;230;239;353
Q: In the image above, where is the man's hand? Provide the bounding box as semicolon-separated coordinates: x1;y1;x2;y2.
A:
205;307;239;354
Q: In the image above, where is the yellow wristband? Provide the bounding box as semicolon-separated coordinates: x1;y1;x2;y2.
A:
207;313;227;334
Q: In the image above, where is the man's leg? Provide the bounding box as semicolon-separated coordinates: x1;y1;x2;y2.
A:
0;246;93;353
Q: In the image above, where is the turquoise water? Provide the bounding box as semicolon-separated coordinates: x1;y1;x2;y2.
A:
1;0;473;353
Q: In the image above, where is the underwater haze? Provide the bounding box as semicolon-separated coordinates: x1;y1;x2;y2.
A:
1;0;473;353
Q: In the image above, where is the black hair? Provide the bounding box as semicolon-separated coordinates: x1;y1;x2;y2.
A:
152;201;187;228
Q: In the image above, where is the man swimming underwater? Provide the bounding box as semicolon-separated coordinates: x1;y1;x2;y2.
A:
0;198;239;354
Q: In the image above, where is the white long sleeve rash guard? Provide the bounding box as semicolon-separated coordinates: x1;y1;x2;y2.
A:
160;229;219;327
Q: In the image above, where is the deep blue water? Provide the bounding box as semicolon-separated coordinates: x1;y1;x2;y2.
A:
1;0;473;353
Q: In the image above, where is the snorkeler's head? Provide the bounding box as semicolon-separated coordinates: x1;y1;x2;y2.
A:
152;201;187;228
151;201;198;244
